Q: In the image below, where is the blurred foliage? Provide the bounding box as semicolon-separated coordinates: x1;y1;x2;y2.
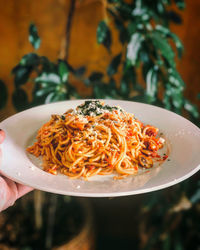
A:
0;80;8;110
139;178;200;250
29;23;41;50
0;193;84;249
11;53;80;111
8;1;199;127
0;0;200;249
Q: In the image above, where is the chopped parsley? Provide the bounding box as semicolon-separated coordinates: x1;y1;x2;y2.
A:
76;100;123;116
60;115;66;120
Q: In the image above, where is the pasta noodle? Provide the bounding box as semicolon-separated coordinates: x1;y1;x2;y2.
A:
27;101;166;179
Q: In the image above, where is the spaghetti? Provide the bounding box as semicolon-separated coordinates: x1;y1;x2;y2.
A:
27;101;166;179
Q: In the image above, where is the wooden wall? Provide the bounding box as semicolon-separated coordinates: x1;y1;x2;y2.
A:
0;0;199;118
170;1;200;108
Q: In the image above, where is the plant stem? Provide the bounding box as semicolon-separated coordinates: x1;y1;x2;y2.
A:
34;190;43;230
64;0;76;60
45;194;57;249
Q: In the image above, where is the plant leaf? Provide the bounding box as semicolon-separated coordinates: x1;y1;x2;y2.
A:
161;0;170;4
166;10;182;24
41;56;56;72
106;78;118;98
155;25;183;58
170;33;184;58
174;0;185;10
168;68;185;90
45;92;66;104
127;21;137;36
12;66;32;87
74;66;86;77
45;92;55;104
20;53;40;67
93;84;114;99
139;50;149;63
66;84;80;98
35;73;61;84
163;92;171;110
157;2;165;15
35;86;56;97
109;78;116;89
190;188;200;204
150;31;175;68
127;33;144;66
0;80;8;109
94;85;104;99
12;88;29;111
97;21;108;43
58;61;69;83
107;53;122;76
97;21;112;51
121;66;142;95
108;0;121;3
115;2;133;20
132;95;149;104
146;67;158;100
120;77;130;97
29;23;41;50
108;9;128;44
164;84;184;111
88;72;104;82
142;60;154;81
184;100;199;118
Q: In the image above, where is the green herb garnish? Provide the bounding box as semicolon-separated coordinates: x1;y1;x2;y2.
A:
76;100;122;116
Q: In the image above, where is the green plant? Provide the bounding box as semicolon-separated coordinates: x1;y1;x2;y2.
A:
11;1;199;127
95;0;199;122
11;23;80;111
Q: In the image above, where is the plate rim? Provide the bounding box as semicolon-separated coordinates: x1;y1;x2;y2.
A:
0;99;200;197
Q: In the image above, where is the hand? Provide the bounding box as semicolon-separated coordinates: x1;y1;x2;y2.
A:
0;129;33;212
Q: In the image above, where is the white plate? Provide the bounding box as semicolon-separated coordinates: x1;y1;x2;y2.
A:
0;100;200;197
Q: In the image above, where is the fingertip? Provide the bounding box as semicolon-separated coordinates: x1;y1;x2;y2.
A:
0;148;2;164
0;129;5;144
